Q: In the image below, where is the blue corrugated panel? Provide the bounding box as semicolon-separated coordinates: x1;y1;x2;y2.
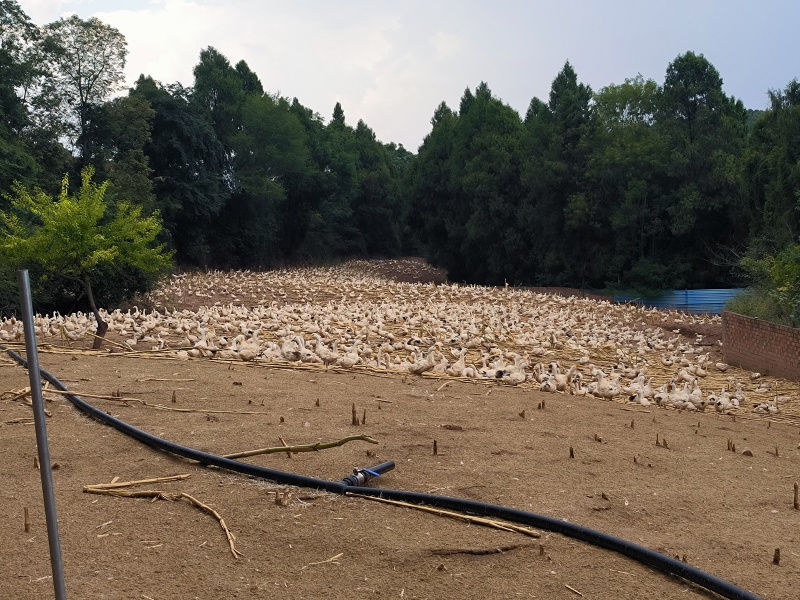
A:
612;289;744;315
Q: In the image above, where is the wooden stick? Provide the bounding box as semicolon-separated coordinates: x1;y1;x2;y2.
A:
794;482;798;510
346;492;540;537
24;507;30;532
300;552;343;570
431;543;531;556
3;387;32;402
222;435;379;459
1;417;35;425
44;389;270;415
179;491;242;559
278;436;292;458
565;584;584;597
82;486;242;558
82;474;191;491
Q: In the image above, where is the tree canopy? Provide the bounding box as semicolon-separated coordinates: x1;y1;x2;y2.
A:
0;166;171;344
1;0;798;313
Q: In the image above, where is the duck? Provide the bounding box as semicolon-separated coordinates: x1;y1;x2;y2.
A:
314;334;340;368
336;344;361;369
445;348;468;377
594;373;622;400
540;378;558;393
754;401;779;415
408;348;436;376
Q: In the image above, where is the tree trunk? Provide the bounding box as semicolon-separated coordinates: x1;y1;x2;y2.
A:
82;275;108;349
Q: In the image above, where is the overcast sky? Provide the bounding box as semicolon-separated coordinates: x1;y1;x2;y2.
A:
20;0;800;150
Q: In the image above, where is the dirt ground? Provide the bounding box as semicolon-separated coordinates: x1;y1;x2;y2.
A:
1;260;799;600
2;348;799;600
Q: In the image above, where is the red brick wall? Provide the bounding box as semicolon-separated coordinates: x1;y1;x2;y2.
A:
722;311;800;381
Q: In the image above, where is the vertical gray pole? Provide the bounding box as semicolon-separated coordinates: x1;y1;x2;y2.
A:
17;269;68;600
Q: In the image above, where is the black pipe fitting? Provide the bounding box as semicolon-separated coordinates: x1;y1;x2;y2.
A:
341;461;395;486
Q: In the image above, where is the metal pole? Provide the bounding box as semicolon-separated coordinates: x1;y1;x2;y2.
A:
17;269;68;600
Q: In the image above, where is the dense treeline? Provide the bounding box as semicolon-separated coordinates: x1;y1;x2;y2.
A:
1;2;798;304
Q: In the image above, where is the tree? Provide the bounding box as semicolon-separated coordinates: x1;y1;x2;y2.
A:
657;51;748;286
82;93;156;211
191;46;244;150
0;167;171;347
589;75;672;290
407;101;459;272
41;15;127;157
520;62;595;286
409;84;525;284
744;79;800;253
132;76;227;265
212;92;313;267
0;1;42;189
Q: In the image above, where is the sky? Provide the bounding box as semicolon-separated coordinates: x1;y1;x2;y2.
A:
19;0;800;151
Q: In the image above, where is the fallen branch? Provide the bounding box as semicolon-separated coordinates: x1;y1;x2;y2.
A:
431;543;533;556
6;387;53;416
278;436;292;458
77;329;134;352
2;388;32;402
44;388;270;415
83;474;191;490
565;583;584;597
223;434;379;460
137;377;196;382
1;417;35;425
301;552;343;570
83;479;242;559
346;493;540;538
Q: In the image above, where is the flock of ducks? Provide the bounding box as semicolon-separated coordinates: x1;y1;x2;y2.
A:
0;260;794;417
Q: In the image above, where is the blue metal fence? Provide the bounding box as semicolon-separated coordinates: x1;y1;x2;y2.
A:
612;289;744;315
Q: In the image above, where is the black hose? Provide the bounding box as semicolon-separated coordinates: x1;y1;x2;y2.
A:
4;346;761;600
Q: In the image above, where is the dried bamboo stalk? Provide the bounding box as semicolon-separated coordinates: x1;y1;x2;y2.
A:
346;492;540;538
82;474;191;491
44;388;269;415
223;434;379;459
83;484;242;558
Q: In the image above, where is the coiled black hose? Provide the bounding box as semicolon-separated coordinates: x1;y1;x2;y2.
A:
4;346;761;600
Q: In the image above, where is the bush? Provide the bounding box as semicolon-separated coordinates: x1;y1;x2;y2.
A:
736;244;800;327
725;289;794;326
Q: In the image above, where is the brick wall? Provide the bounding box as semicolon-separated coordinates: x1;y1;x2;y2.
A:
722;311;800;381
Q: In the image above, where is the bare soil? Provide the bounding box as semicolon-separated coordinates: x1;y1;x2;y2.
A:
2;349;799;600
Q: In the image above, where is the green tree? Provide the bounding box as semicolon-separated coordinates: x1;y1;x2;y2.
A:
285;98;337;260
657;51;748;286
131;76;227;265
734;244;800;327
0;167;172;347
455;83;525;284
191;46;244;152
316;101;364;256
82;93;156;210
520;62;595;286
350;119;403;257
744;79;800;253
409;84;525;284
589;75;672;290
407;101;459;272
0;0;43;189
213;92;313;267
41;15;127;157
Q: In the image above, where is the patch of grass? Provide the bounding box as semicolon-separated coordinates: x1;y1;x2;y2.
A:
725;289;796;328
